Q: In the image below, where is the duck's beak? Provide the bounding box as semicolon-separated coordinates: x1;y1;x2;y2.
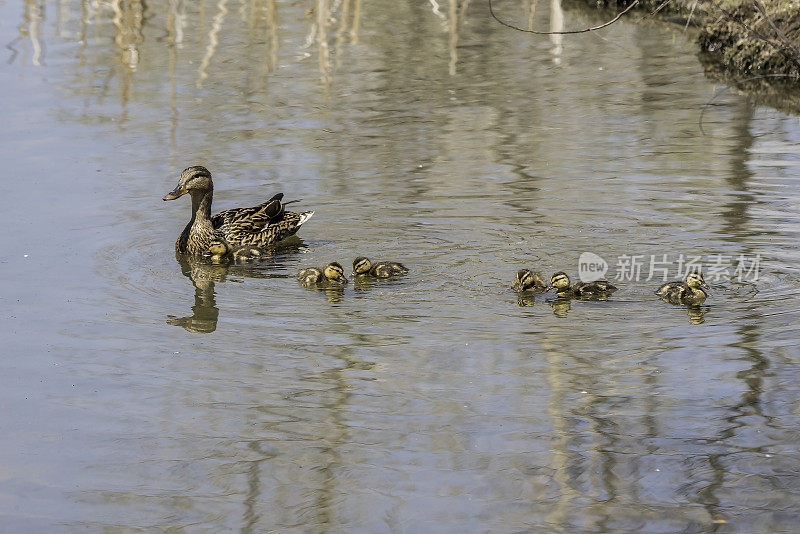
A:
163;184;188;201
511;282;522;292
700;282;710;290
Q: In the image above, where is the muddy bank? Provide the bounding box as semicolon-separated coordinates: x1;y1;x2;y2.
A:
587;0;800;88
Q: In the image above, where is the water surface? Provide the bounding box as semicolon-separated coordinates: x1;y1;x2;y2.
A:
2;0;800;531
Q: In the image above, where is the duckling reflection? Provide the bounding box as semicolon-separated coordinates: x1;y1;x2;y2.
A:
297;262;348;288
511;269;547;293
687;305;707;325
320;283;347;303
549;298;572;318
548;271;617;300
352;257;409;278
656;271;709;305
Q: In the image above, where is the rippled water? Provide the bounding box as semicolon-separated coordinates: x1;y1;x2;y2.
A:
3;0;800;531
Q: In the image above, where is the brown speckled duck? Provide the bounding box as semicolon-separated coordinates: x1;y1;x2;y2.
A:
163;166;314;255
205;238;265;263
549;271;617;299
511;269;547;293
656;271;709;305
297;262;348;288
352;257;409;278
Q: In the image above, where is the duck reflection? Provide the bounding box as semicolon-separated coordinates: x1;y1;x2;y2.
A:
548;297;571;318
168;241;306;333
353;275;377;292
320;284;346;303
686;305;708;325
167;254;227;333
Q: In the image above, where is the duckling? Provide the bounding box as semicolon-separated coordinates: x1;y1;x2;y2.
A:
206;240;230;263
548;271;617;299
656;271;709;305
205;238;264;263
352;257;409;278
297;262;348;288
511;269;547;293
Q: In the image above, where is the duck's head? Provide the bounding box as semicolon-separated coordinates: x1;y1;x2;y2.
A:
685;271;709;290
353;257;372;275
163;166;212;201
548;271;571;292
511;269;537;292
324;262;348;284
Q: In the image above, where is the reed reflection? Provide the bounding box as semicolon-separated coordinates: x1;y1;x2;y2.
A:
167;0;183;154
259;0;278;74
550;0;563;65
197;0;228;88
8;0;44;65
241;347;369;530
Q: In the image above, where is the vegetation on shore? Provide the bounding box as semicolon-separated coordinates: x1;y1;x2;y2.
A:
589;0;800;81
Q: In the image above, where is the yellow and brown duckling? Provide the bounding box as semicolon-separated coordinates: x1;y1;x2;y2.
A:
205;238;265;263
352;257;409;278
163;165;314;255
297;262;348;288
511;269;547;293
656;271;709;305
548;271;618;299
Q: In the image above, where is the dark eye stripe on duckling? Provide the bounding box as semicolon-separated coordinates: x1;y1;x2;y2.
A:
325;263;346;280
353;257;371;274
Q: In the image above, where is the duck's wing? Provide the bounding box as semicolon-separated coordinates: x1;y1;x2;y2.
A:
211;193;284;230
219;210;314;249
297;266;323;286
372;262;409;277
210;193;283;228
655;281;681;297
211;193;300;245
596;280;617;292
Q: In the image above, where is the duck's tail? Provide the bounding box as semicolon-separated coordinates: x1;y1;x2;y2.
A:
297;211;314;227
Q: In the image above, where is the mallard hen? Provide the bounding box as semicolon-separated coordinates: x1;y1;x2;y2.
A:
163;166;313;255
